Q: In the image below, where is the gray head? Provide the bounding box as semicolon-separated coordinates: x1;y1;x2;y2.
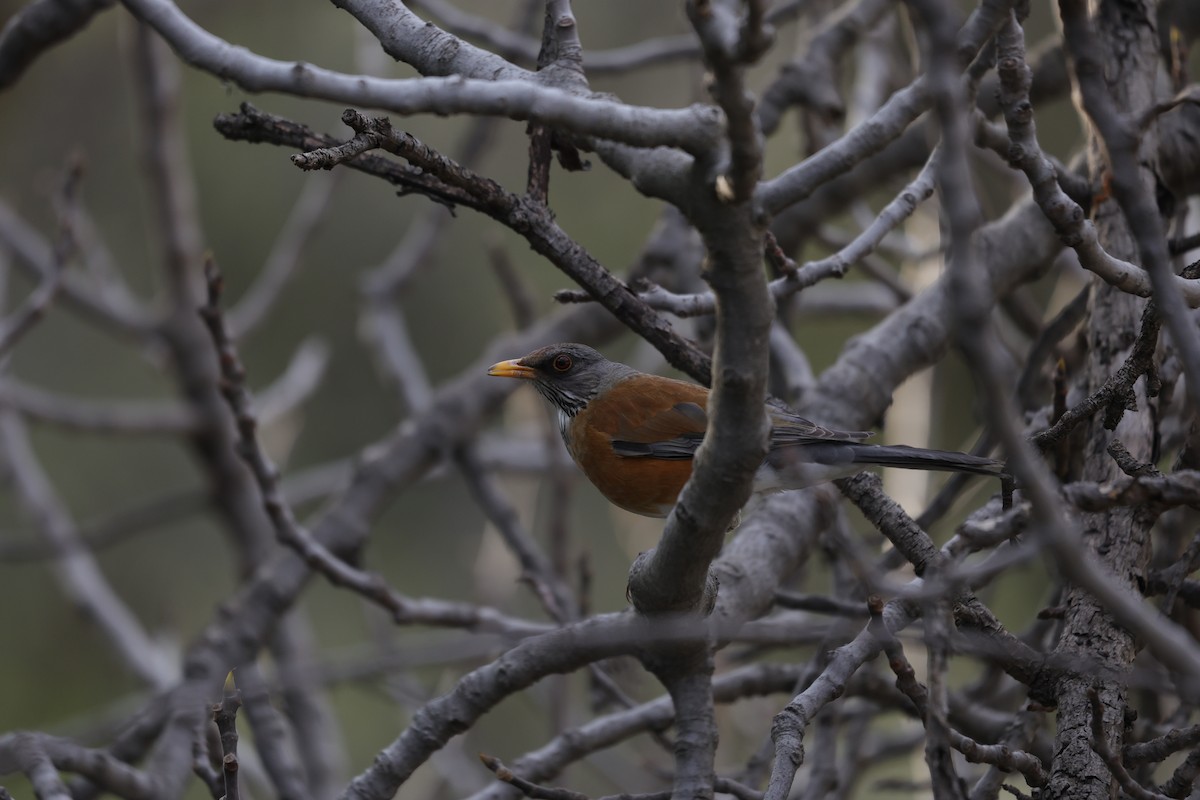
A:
487;343;629;417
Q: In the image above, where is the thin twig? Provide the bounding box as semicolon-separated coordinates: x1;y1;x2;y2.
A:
212;676;242;800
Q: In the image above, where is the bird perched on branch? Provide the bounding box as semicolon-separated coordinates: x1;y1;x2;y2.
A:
489;343;1005;518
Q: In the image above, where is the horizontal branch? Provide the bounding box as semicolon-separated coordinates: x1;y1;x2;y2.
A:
122;0;723;155
403;0;808;75
1062;471;1200;512
0;380;200;434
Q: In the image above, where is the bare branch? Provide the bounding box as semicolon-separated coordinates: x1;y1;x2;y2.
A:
758;0;1015;214
0;410;176;688
0;200;156;338
199;258;546;634
0;732;159;799
0;379;200;434
0;0;115;89
121;0;724;155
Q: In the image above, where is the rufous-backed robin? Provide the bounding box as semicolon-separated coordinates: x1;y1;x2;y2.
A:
488;343;1004;518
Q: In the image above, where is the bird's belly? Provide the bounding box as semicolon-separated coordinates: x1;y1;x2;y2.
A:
584;456;693;518
566;432;692;518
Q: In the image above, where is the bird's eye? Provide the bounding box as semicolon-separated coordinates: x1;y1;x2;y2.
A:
552;354;572;372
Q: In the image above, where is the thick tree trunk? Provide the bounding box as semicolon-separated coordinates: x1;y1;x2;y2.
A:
1047;2;1163;798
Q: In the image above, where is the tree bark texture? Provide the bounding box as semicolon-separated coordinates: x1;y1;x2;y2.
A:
1048;2;1163;798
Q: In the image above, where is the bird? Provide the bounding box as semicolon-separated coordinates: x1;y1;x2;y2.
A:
488;343;1005;518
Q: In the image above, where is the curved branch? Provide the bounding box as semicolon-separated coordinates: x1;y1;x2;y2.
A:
121;0;723;155
339;613;709;800
0;0;115;90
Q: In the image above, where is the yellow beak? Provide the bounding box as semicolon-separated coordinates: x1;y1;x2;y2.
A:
487;359;537;379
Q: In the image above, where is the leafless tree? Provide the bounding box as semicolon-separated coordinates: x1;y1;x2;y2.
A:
2;0;1200;798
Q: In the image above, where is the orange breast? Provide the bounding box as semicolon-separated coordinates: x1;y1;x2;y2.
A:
566;376;710;518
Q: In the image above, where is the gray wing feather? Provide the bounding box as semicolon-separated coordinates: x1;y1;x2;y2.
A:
611;433;703;459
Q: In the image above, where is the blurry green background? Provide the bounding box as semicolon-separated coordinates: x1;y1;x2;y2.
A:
0;1;1098;797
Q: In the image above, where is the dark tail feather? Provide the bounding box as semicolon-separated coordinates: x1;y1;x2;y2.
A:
759;442;1009;494
842;443;1005;477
